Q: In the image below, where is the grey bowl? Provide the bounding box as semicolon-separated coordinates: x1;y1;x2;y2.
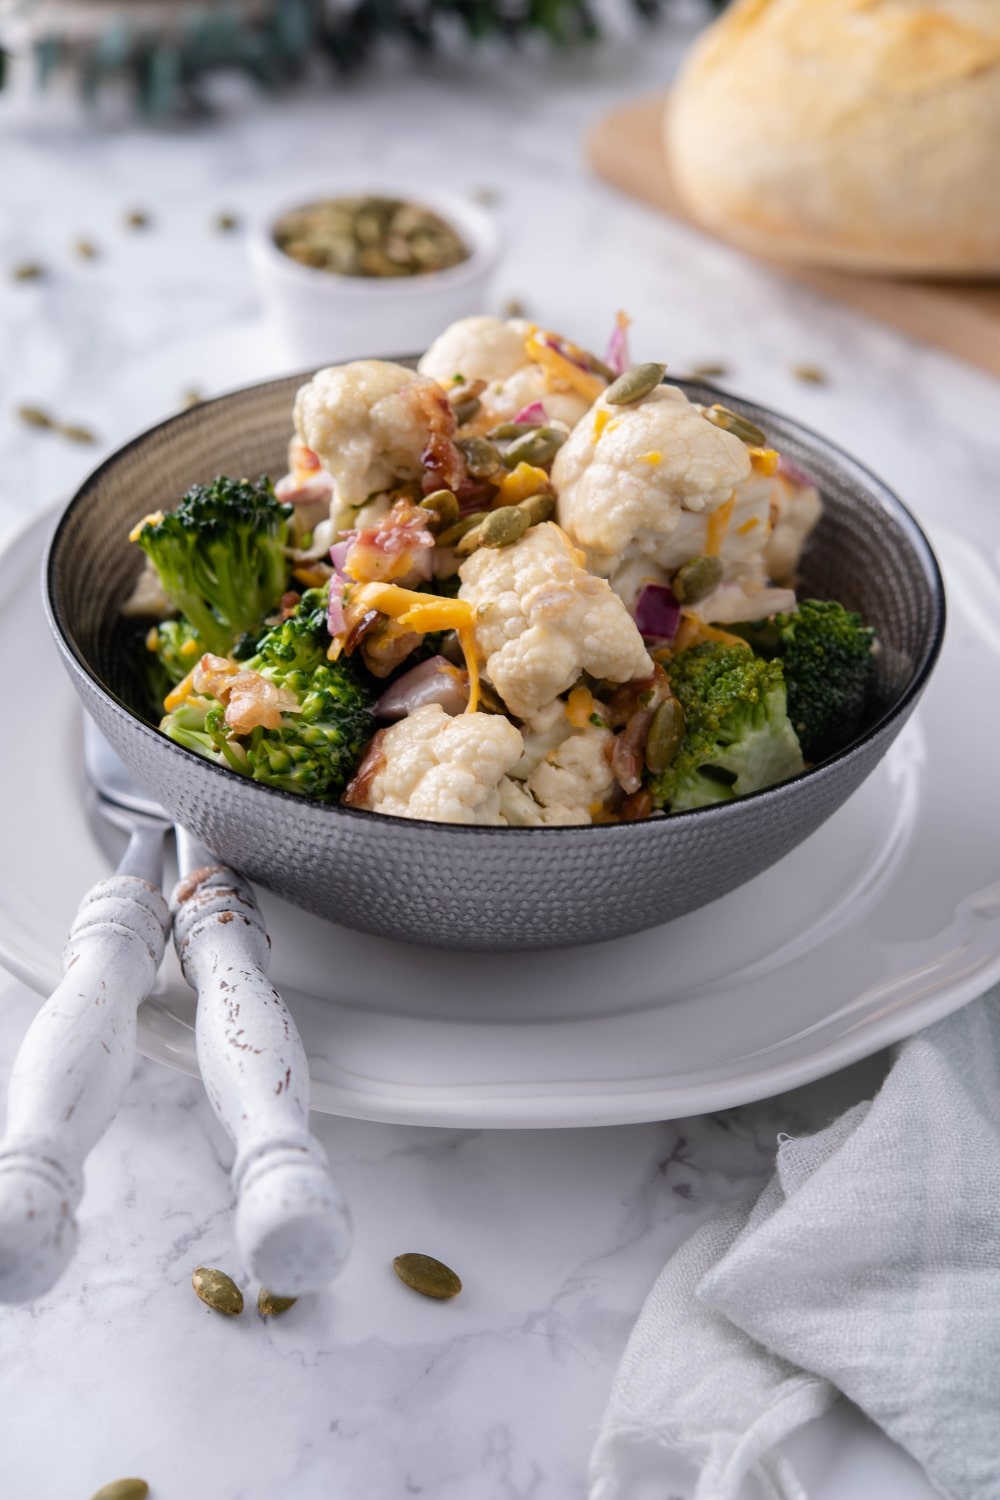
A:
44;370;945;951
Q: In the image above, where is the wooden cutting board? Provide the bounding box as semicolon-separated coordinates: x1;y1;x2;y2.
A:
587;95;1000;380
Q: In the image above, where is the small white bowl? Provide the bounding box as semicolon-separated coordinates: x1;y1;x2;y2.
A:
247;181;502;367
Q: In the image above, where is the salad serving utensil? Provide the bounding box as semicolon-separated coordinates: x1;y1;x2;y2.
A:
0;719;350;1304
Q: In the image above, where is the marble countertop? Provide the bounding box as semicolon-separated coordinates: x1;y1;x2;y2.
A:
2;17;999;1498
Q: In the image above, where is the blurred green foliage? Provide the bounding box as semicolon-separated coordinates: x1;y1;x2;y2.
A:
0;0;728;116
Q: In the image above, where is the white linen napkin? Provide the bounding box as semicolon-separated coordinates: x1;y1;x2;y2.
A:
589;988;1000;1500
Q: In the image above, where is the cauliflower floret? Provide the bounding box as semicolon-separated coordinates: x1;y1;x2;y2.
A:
483;363;592;431
527;723;616;824
419;315;593;431
345;704;523;825
765;470;823;584
294;360;442;509
552;384;751;567
458;523;653;720
418;315;531;386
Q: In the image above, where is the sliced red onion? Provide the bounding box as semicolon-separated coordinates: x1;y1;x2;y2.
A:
275;469;334;505
329;536;355;575
327;576;347;636
512;400;547;426
604;313;632;377
633;584;681;642
777;454;819;490
374;656;469;721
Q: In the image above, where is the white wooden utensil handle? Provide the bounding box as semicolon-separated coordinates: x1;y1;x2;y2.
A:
172;861;351;1296
0;872;170;1303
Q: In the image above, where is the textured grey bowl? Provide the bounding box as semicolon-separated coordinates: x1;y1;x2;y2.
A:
44;371;945;951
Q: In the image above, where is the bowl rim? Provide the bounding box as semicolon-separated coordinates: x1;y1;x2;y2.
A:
246;180;501;298
44;369;947;841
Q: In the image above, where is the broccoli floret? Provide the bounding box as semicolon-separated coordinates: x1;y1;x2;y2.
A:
132;475;291;658
146;617;203;687
650;642;805;812
733;600;875;763
160;587;376;801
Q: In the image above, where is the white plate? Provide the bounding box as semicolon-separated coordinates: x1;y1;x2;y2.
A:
4;506;1000;1128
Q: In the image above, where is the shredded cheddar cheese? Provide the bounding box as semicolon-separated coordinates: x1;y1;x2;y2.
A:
163;663;200;713
128;511;164;543
524;332;606;403
749;447;780;476
352;583;480;712
566;685;596;729
497;463;551;507
592;408;611;442
706;496;735;557
736;516;761;536
673;612;750;654
640;451;663;466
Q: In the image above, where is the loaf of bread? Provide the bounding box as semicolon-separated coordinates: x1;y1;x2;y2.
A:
666;0;1000;276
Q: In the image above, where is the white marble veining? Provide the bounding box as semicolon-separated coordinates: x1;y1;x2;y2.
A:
1;14;995;1497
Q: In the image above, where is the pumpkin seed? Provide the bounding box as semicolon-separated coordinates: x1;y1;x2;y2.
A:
192;1265;243;1315
393;1252;462;1299
452;395;481;427
500;295;525;317
645;698;686;775
516;492;555;527
672;555;723;605
502;426;566;469
257;1287;297;1316
705;404;767;447
487;421;543;440
88;1478;149;1500
15;404;53;429
479;506;530;549
454;522;485;557
74;238;99;260
214;212;240;233
604;362;667;407
124;209;150;230
457;436;503;479
419;489;460;530
792;363;828;386
11;261;44;281
57;422;97;444
89;1480;149;1500
436;511;488;548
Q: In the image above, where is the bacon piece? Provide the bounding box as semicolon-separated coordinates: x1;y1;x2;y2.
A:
341;729;389;808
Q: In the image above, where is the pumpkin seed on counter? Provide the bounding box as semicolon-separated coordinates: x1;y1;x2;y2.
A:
88;1479;150;1500
123;209;151;230
73;238;99;260
604;362;667;407
792;363;829;385
191;1265;244;1315
257;1287;297;1316
272;196;470;279
15;403;54;429
704;404;767;447
10;261;45;282
393;1252;462;1300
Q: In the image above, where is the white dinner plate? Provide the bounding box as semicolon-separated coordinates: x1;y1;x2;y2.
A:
3;504;1000;1128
